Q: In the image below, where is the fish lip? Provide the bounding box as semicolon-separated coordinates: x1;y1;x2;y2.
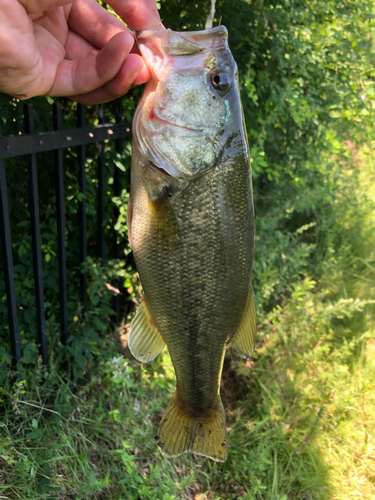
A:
150;96;224;134
148;160;173;178
136;26;228;46
146;158;193;182
148;156;214;182
151;107;204;133
143;156;200;182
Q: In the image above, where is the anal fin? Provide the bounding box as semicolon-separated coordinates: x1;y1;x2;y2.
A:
128;300;166;363
231;286;257;359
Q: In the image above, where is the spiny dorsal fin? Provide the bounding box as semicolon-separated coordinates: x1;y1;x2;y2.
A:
231;286;257;359
128;300;166;363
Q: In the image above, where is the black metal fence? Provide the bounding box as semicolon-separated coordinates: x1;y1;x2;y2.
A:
0;100;131;369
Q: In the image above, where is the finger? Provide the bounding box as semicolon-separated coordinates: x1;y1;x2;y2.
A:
18;0;72;15
32;6;70;46
47;30;133;96
107;0;161;31
70;53;150;105
65;30;99;60
68;0;131;49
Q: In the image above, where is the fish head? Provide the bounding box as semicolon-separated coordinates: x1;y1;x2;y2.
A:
133;26;243;179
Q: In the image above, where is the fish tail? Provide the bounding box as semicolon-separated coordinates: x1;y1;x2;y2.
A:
156;391;228;462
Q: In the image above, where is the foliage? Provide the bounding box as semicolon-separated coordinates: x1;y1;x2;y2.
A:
1;176;374;497
155;0;375;310
215;0;375;311
0;350;194;499
1;0;375;498
0;93;143;382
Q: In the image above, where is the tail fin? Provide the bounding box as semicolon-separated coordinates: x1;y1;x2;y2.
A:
156;391;228;462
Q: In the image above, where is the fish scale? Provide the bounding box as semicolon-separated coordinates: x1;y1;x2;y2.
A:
128;26;256;461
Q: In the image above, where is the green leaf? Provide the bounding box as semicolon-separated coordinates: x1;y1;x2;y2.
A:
26;431;40;440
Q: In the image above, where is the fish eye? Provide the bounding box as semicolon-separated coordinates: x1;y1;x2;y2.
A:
210;70;232;95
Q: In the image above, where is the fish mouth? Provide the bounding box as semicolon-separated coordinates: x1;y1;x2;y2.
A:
148;160;173;178
134;29;228;178
133;102;184;177
133;88;204;177
149;105;203;134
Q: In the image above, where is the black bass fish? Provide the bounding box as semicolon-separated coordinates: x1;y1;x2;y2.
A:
127;26;256;462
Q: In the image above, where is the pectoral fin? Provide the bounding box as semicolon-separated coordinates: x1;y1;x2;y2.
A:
128;300;166;363
231;287;257;359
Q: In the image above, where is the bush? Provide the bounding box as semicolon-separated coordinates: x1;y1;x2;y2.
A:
1;1;375;497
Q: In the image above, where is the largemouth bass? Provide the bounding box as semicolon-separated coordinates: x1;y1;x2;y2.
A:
127;26;256;462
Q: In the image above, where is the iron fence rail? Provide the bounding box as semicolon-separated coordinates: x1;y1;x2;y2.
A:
0;100;131;368
0;116;131;160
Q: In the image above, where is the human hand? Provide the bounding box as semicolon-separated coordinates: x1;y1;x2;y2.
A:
0;0;161;104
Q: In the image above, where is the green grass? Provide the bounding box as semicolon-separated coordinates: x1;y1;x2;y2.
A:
1;147;374;499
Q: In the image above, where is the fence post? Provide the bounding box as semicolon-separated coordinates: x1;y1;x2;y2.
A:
77;104;87;307
53;102;69;347
24;104;47;365
98;104;106;266
112;100;123;325
1;99;132;375
0;122;21;365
